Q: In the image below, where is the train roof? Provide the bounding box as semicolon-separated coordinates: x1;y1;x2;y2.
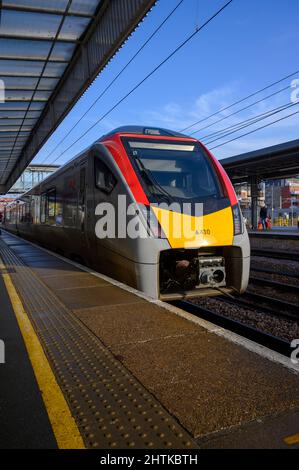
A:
11;126;196;200
99;126;190;140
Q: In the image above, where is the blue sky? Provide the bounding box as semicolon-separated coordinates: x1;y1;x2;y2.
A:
34;0;299;166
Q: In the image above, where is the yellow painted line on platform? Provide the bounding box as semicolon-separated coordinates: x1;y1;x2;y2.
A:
0;260;85;449
284;434;299;445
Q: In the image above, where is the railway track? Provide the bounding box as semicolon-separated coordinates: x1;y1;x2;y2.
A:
174;300;292;357
219;292;299;322
252;249;299;262
251;267;299;280
249;275;299;295
174;270;299;356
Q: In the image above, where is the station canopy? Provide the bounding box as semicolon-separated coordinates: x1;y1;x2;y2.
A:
221;138;299;182
0;0;156;193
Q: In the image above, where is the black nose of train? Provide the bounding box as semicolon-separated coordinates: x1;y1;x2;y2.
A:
175;260;191;280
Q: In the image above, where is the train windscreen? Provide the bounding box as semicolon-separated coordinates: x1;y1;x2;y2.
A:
123;138;223;203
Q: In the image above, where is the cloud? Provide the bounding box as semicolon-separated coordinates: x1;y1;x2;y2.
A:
194;84;238;117
138;84;239;130
136;81;299;159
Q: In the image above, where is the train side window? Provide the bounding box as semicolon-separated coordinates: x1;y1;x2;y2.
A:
25;202;31;223
79;167;86;204
16;204;20;223
79;167;86;231
41;193;47;224
95;158;116;194
47;189;56;224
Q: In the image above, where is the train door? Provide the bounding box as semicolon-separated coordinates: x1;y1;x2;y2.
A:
15;202;19;234
92;146;143;287
92;149;119;275
78;164;89;258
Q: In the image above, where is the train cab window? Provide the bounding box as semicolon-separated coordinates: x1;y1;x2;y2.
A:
95;158;116;194
123;139;223;203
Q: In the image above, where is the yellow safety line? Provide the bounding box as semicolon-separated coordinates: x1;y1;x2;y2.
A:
0;260;85;449
284;434;299;445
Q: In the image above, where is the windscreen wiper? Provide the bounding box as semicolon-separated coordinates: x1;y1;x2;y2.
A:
134;156;173;204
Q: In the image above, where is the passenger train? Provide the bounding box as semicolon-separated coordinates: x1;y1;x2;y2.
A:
3;126;250;300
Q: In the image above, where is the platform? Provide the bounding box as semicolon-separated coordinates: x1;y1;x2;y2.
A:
0;230;299;449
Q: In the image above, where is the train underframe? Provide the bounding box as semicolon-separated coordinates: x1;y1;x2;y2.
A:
156;240;250;301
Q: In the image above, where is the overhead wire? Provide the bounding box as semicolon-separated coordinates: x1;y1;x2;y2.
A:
45;0;234;166
189;84;291;136
180;69;299;132
40;0;186;164
209;106;299;150
201;101;297;144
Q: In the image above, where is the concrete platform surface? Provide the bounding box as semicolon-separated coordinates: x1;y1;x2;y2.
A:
0;229;299;449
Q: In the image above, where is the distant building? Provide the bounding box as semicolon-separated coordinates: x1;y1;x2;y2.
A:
281;178;299;209
8;164;60;194
234;183;250;209
265;178;299;210
265;180;283;210
233;177;299;226
234;181;265;210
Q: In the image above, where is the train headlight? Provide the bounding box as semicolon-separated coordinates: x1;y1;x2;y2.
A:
232;204;244;236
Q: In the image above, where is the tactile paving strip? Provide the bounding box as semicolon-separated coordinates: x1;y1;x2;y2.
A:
0;235;197;449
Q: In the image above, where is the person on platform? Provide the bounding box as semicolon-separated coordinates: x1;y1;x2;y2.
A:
266;215;272;230
260;204;268;230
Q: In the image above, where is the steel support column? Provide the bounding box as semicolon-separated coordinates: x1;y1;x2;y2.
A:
250;176;260;229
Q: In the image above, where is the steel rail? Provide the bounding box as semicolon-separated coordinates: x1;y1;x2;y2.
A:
173;300;292;357
249;276;299;295
251;267;299;280
216;291;299;322
251;249;299;262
